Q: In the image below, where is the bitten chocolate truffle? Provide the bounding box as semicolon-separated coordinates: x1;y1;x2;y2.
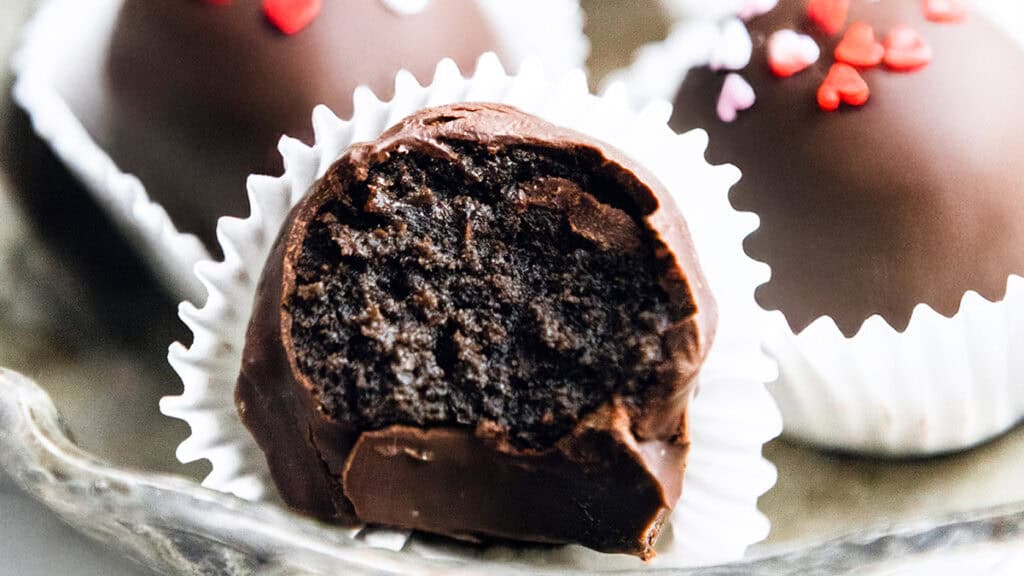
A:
671;0;1024;334
60;0;502;247
236;104;715;558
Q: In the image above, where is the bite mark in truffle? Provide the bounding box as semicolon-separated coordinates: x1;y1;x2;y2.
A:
237;104;715;558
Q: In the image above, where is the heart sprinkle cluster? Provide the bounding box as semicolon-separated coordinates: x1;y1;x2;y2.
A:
806;0;955;112
203;0;323;35
716;0;967;121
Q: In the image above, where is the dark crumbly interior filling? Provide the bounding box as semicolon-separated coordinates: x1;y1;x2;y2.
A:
289;143;684;449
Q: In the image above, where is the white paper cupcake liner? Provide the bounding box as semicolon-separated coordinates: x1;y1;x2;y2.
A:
606;1;1024;456
10;0;588;305
765;284;1024;456
602;16;751;110
162;54;781;569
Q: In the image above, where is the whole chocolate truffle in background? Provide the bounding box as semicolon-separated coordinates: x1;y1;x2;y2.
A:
671;0;1024;334
236;104;715;558
59;0;502;249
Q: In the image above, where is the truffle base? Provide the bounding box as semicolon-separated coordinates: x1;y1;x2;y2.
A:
345;406;687;559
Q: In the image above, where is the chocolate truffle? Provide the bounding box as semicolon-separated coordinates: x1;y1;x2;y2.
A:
671;0;1024;334
60;0;503;248
236;104;715;558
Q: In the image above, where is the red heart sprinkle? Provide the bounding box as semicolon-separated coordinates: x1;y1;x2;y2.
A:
264;0;321;35
817;63;870;112
923;0;967;23
883;26;933;71
808;0;849;36
835;22;884;67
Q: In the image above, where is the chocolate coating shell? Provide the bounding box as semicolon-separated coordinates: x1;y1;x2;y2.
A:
236;104;715;558
671;0;1024;334
59;0;501;248
344;412;686;554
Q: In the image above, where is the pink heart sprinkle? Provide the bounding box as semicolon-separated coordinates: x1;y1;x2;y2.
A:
767;29;820;78
717;73;756;123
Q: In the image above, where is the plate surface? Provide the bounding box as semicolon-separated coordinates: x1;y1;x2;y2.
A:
4;368;1024;575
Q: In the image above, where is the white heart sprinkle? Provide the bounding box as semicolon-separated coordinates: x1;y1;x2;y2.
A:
710;18;754;71
767;29;821;77
380;0;432;16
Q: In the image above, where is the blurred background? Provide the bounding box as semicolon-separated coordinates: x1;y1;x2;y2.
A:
1;1;1023;575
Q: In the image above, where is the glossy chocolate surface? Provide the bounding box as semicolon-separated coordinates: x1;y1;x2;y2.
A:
61;0;501;248
671;0;1024;334
236;104;716;558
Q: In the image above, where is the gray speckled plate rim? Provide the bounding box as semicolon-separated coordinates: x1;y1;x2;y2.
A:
4;368;1024;576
